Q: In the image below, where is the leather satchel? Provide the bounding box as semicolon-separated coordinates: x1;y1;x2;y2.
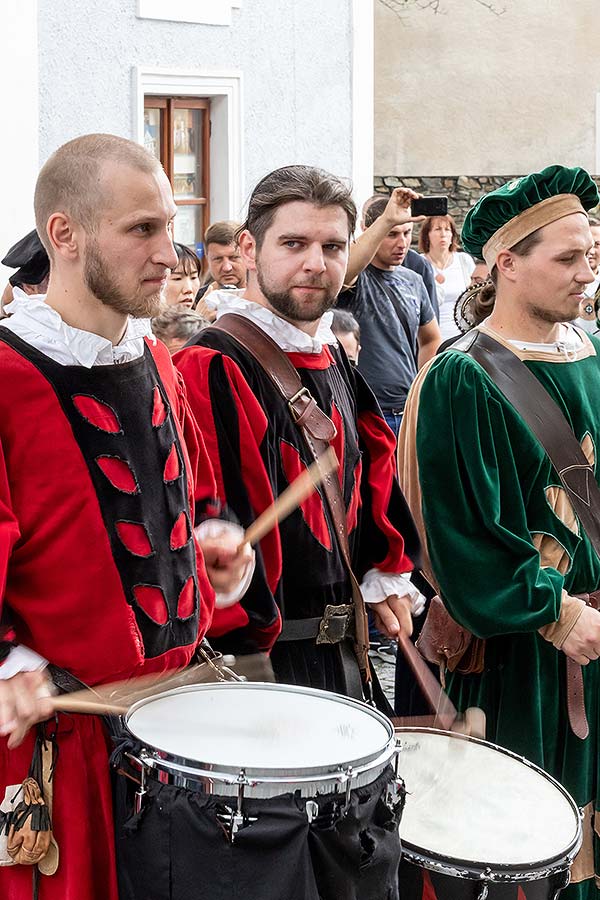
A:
418;329;600;737
416;595;485;678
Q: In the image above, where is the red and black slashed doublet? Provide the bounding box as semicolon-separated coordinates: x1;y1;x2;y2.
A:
0;329;215;900
175;330;420;690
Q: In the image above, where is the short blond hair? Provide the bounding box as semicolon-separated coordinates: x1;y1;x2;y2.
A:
34;133;161;255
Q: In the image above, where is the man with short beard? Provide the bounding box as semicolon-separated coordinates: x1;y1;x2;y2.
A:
176;165;424;703
0;133;252;900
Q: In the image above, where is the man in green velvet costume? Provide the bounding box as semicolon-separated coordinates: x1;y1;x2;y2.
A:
398;165;600;897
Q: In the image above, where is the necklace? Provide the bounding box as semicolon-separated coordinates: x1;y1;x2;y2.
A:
428;252;453;285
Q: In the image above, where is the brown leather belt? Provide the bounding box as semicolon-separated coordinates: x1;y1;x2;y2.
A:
567;590;600;739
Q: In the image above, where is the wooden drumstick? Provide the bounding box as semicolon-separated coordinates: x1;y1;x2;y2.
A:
50;695;129;716
47;651;275;717
241;447;339;549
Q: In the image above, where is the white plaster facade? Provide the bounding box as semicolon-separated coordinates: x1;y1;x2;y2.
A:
375;0;600;177
1;0;376;283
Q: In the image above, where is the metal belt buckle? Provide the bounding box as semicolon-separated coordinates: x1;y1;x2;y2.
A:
316;604;354;644
288;386;312;422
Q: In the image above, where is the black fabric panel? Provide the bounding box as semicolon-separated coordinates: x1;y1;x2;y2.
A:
0;328;199;658
114;765;402;900
206;353;280;643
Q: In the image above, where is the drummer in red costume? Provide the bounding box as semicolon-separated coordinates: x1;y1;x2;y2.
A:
0;133;252;900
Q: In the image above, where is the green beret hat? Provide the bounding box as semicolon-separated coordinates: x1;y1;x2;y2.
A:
461;165;599;268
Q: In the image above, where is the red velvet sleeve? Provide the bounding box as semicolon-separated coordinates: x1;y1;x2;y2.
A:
0;438;20;642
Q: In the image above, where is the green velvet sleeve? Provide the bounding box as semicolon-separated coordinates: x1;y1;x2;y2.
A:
416;352;563;638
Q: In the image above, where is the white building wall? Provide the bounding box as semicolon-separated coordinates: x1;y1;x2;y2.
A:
375;0;599;176
0;0;39;285
37;0;354;220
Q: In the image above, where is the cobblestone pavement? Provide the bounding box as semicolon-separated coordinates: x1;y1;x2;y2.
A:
370;651;396;707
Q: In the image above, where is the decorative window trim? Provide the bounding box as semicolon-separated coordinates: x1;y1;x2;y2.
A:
133;66;244;223
137;0;242;27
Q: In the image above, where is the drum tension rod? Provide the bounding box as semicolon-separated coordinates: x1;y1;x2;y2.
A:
476;869;493;900
122;752;149;814
340;766;353;812
231;773;246;840
385;752;406;812
551;868;571;900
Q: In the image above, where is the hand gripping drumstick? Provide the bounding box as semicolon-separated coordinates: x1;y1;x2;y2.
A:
394;632;486;738
240;447;339;549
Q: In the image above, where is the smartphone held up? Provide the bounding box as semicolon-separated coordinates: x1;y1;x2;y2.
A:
410;196;448;218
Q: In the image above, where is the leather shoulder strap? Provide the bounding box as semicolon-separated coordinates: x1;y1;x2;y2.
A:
465;330;600;558
211;314;336;442
209;313;373;680
211;313;354;558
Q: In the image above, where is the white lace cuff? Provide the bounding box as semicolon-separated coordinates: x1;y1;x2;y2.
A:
360;569;426;616
0;645;48;680
194;519;256;609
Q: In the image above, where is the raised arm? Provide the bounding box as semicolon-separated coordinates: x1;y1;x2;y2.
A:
345;188;425;286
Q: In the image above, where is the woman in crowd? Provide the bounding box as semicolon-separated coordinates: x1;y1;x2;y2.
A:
163;242;202;309
419;215;475;340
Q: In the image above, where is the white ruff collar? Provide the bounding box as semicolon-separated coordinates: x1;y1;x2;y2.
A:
2;289;155;367
212;290;338;354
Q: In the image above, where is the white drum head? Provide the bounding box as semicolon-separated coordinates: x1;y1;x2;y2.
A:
126;682;393;776
397;729;581;868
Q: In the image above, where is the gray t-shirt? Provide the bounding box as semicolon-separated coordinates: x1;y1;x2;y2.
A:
338;264;434;411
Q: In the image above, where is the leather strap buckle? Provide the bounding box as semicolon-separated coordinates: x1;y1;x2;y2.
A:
316;604;355;644
288;387;313;420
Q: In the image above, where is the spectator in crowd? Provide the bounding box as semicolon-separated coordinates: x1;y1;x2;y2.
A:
437;264;496;352
574;218;600;334
331;308;361;364
1;229;50;315
194;220;246;319
151;306;209;354
338;188;441;438
470;258;489;287
362;195;438;317
163;242;201;309
419;214;475;341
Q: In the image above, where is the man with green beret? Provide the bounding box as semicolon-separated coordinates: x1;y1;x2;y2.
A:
398;165;600;898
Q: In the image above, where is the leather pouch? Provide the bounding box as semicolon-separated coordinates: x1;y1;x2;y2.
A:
6;778;52;866
416;595;485;676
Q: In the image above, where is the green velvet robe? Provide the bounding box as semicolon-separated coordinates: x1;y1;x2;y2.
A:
410;326;600;898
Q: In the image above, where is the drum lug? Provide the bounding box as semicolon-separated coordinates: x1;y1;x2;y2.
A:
476;881;489;900
341;766;354;811
305;800;319;824
551;867;571;900
476;868;493;900
384;774;406;812
123;752;150;814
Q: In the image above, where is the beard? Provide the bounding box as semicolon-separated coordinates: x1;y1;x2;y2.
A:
527;298;581;325
84;239;164;319
256;268;338;323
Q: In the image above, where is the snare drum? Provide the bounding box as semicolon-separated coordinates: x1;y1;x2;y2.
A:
396;728;582;900
114;682;405;900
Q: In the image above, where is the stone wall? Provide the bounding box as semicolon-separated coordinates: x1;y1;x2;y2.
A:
373;175;520;237
374;175;600;244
